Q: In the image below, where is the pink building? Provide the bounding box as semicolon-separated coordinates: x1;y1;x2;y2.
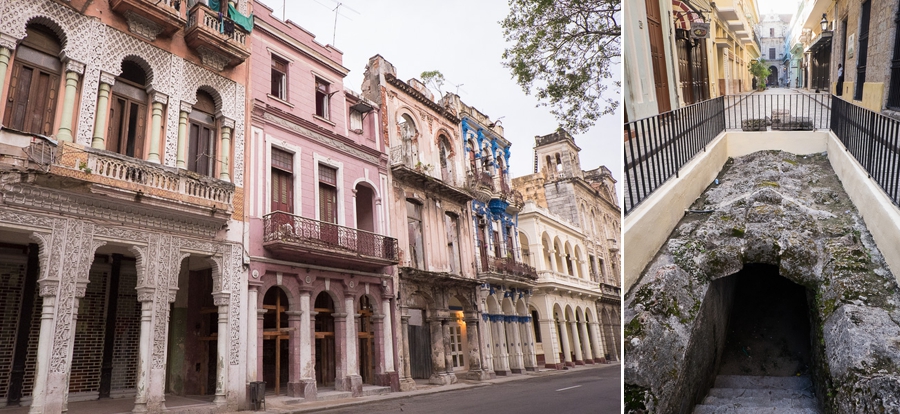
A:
244;1;399;401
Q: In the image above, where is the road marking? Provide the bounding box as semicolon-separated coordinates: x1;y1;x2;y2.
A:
555;385;582;392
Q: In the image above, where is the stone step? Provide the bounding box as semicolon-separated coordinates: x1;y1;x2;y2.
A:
693;405;821;414
315;390;352;401
360;386;391;397
713;375;813;391
707;388;814;400
702;395;819;409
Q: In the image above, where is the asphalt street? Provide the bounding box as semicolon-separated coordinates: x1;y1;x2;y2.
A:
312;364;620;414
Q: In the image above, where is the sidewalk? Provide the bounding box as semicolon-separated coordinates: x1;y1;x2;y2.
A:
241;363;620;413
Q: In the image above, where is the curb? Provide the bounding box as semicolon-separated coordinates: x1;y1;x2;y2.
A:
245;363;620;413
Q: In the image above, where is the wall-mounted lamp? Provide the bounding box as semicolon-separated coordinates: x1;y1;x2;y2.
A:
820;13;828;32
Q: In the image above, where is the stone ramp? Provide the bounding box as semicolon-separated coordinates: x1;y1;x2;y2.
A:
693;375;821;414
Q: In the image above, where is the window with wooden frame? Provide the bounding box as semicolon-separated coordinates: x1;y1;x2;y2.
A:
188;91;218;177
406;199;425;269
270;148;293;213
315;78;330;119
107;60;149;159
271;56;288;100
318;164;338;224
3;24;62;136
349;109;363;131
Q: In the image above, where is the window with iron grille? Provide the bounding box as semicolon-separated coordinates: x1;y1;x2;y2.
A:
769;48;775;60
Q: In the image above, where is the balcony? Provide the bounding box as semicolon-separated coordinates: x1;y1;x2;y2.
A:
389;146;472;204
600;283;621;302
536;270;602;293
263;211;399;269
475;242;537;284
110;0;186;39
47;141;233;221
185;4;250;70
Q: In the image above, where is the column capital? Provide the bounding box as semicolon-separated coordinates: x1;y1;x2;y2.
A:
168;288;179;303
284;310;304;320
136;286;155;302
221;117;236;129
179;101;193;114
99;71;117;86
64;59;85;75
212;292;230;306
0;33;18;50
38;279;59;297
257;309;268;317
151;91;169;105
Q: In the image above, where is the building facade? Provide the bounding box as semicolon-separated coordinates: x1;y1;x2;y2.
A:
756;13;792;86
245;2;399;401
361;55;490;389
445;96;540;377
0;0;252;411
512;130;622;370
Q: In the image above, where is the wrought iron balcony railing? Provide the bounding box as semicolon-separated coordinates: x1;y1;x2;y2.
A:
263;211;399;263
475;241;537;281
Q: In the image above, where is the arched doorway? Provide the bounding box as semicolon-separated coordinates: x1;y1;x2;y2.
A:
768;66;779;86
447;297;468;373
166;257;218;396
314;292;336;387
358;296;376;385
262;287;290;395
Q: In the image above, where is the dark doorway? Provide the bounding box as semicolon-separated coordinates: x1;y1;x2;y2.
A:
167;266;217;396
358;296;376;385
719;264;812;377
407;309;432;379
314;293;336;387
262;287;290;395
768;66;779;87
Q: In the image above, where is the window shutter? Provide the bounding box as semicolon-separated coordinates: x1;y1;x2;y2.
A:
134;102;147;159
40;71;59;136
107;98;124;153
4;63;30;131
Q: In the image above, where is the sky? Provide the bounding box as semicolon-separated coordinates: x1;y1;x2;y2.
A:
261;0;623;202
756;0;800;15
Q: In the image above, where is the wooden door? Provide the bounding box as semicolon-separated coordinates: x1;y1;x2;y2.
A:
677;34;694;104
358;305;375;384
408;323;432;379
3;61;59;135
646;0;671;112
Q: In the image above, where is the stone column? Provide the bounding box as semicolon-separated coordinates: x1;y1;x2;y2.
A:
305;308;319;400
27;280;58;414
539;318;560;369
399;315;415;391
219;118;234;181
558;319;573;367
332;312;348;390
176;102;191;169
372;314;386;382
579;321;594;363
589;321;605;363
283;310;303;396
507;316;524;373
492;315;510;375
246;285;259;383
131;288;155;414
56;60;84;142
479;314;494;375
147;92;167;164
428;318;449;384
212;293;230;405
343;295;362;396
464;316;487;380
91;72;116;149
522;317;537;371
570;321;584;365
379;296;397;389
441;319;457;384
255;308;266;380
0;41;12;93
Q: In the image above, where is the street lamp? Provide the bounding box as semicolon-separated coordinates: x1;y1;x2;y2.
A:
821;13;828;32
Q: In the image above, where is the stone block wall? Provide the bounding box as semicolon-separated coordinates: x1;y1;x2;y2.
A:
69;262;110;393
110;261;140;392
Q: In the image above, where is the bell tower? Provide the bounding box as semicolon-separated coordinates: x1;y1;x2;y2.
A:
534;128;583;181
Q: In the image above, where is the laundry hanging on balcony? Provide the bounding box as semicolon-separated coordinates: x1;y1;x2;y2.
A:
228;3;254;33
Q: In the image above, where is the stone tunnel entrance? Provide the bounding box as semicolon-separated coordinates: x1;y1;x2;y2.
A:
718;264;812;378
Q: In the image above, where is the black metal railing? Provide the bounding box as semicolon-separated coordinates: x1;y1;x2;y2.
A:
831;96;900;206
724;93;830;131
263;212;399;261
475;241;537;280
624;97;725;214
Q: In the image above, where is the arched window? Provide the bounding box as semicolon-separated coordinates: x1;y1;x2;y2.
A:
438;135;453;182
107;59;149;158
466;139;477;173
397;113;417;164
555;153;563;172
188;90;217;177
3;23;62;136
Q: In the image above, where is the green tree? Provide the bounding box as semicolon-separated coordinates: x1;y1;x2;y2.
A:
501;0;620;134
748;60;771;90
420;70;446;97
